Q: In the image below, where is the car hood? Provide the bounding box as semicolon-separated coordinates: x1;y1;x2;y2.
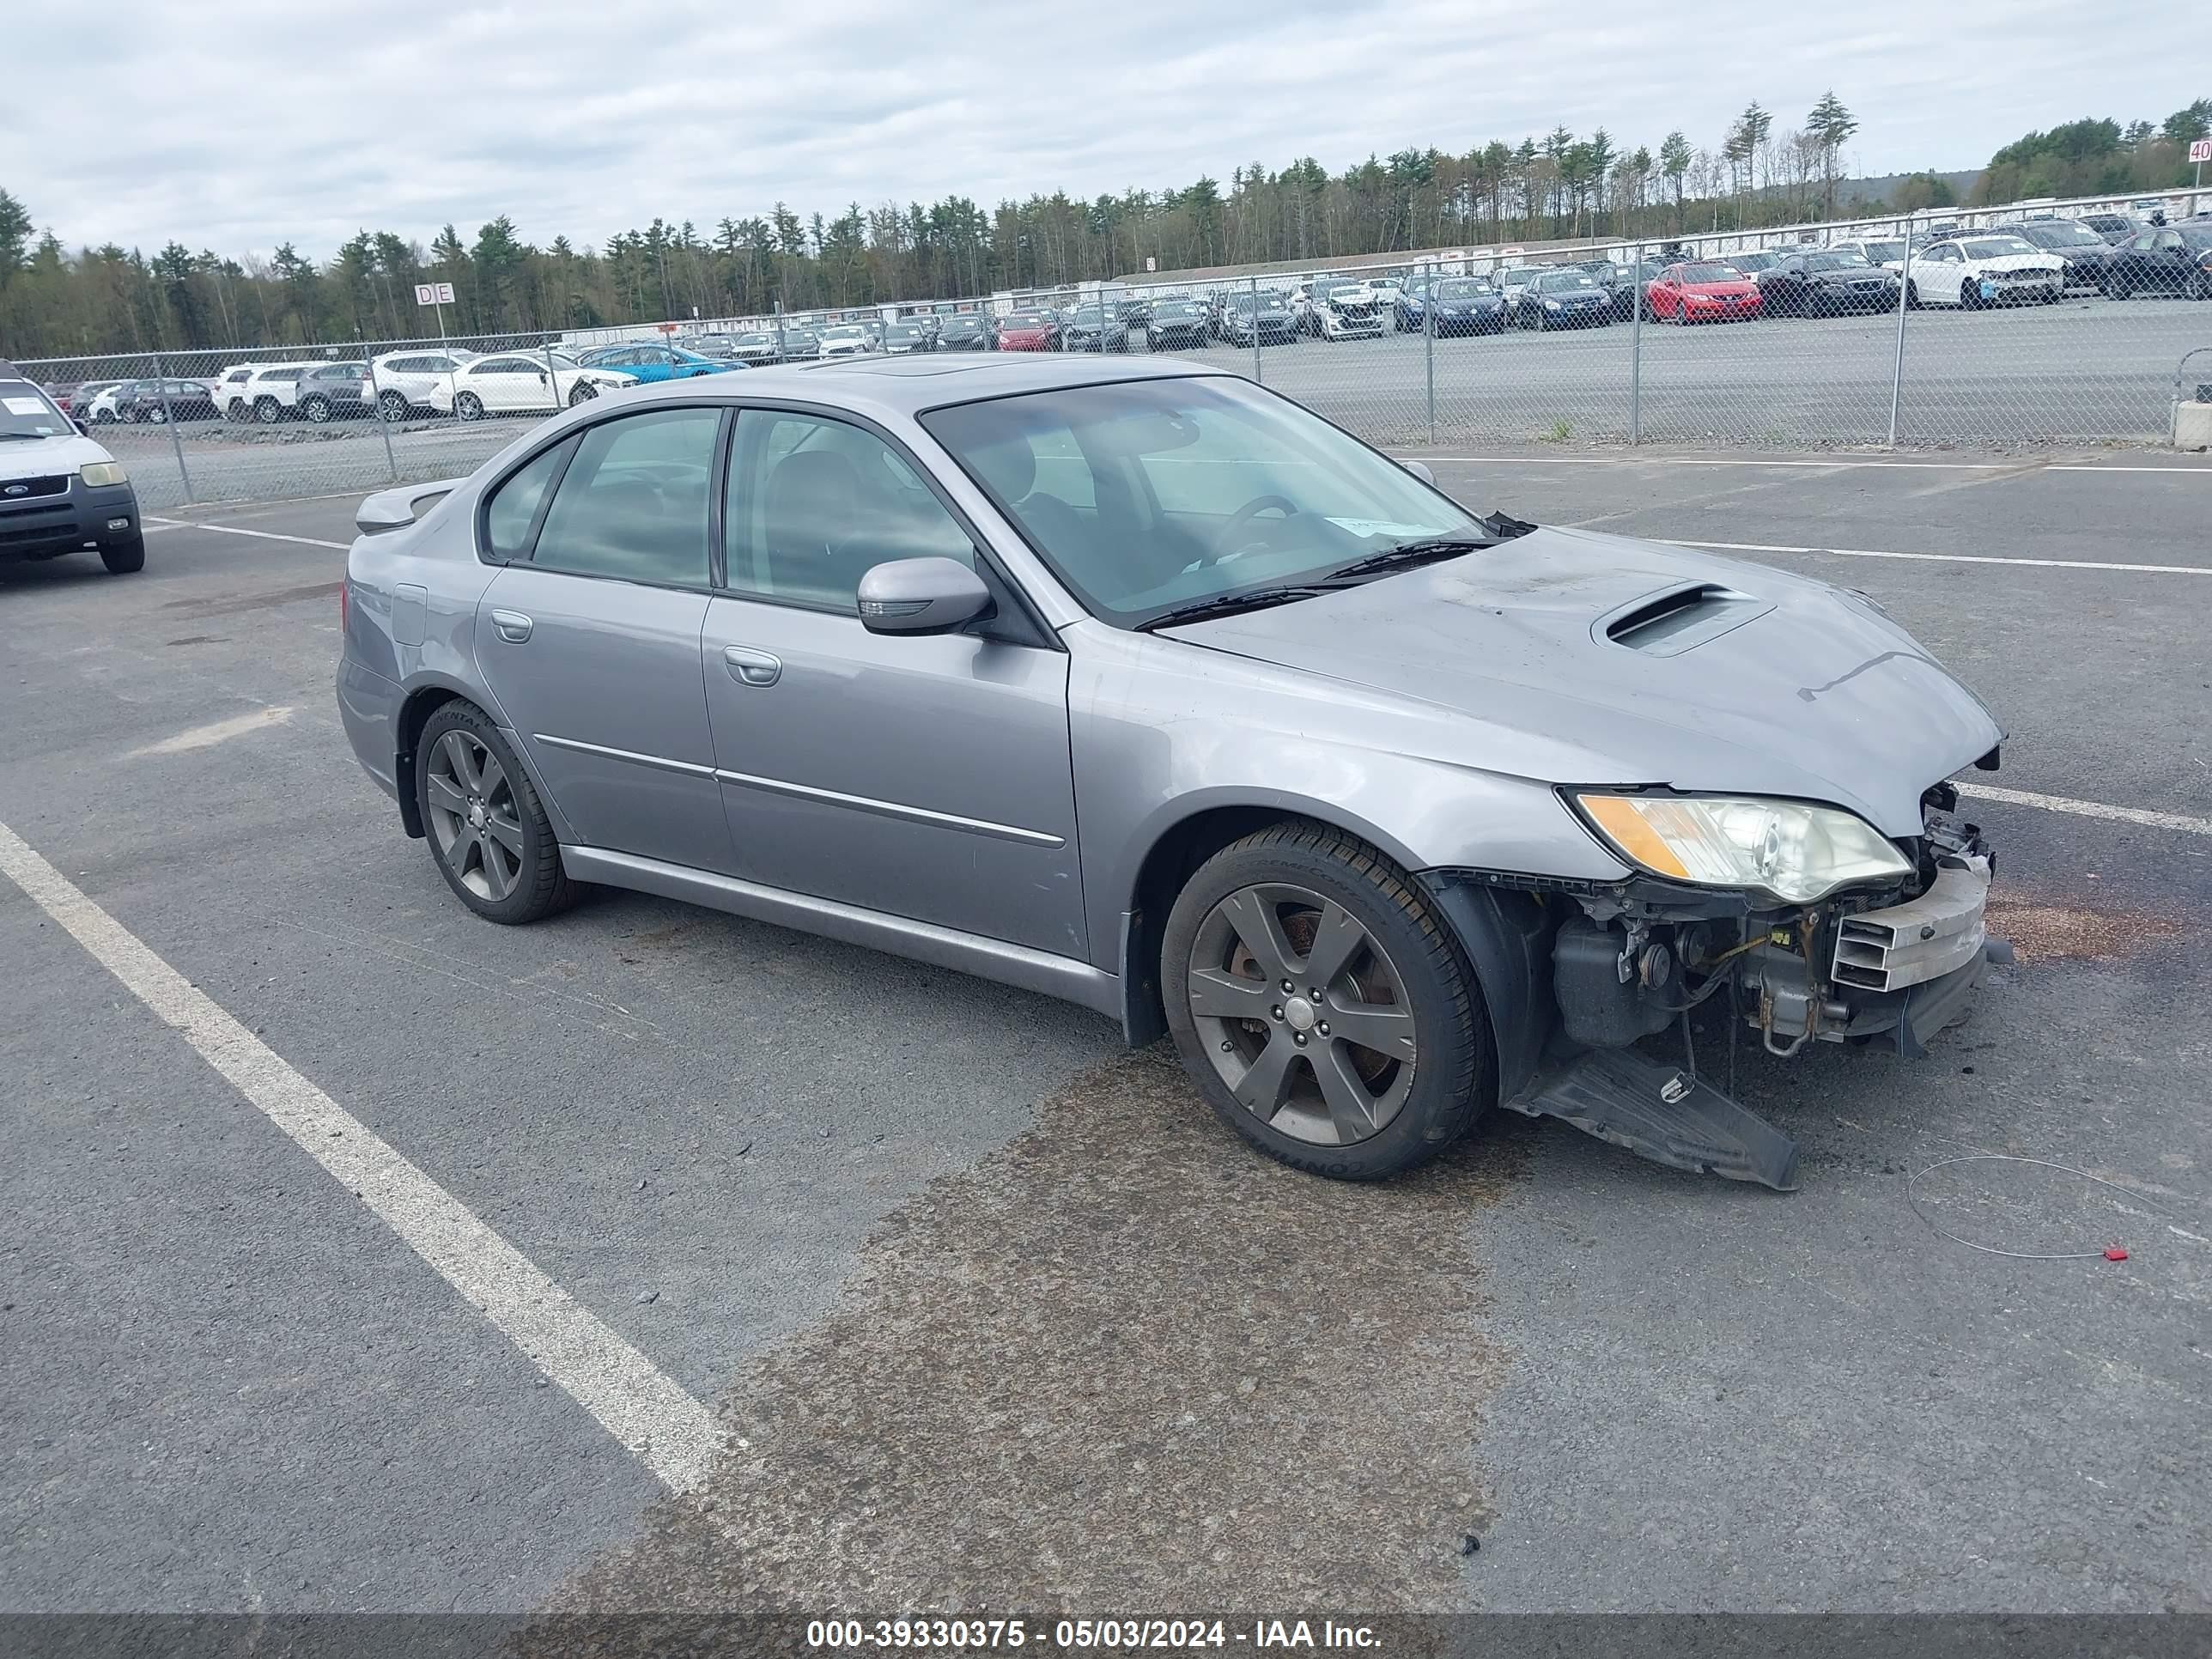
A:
1802;268;1888;284
1;434;114;476
1961;253;2062;274
1436;293;1504;307
1162;527;2002;838
1685;280;1760;296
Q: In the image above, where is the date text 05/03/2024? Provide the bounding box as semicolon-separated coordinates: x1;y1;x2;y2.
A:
805;1617;1382;1649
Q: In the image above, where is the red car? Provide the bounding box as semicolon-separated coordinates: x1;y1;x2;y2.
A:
1646;262;1763;324
994;311;1060;352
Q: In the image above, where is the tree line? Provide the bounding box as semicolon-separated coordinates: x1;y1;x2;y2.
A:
1;92;2204;362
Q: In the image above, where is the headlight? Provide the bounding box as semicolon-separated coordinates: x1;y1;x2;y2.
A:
80;461;128;488
1573;793;1912;904
1544;299;1562;309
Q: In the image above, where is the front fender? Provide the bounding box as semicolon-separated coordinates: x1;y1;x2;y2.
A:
1067;623;1632;972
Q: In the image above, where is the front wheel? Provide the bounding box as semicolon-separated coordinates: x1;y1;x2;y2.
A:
1905;279;1922;309
302;395;332;423
1161;821;1491;1180
415;703;578;925
100;534;146;575
568;381;599;405
255;396;283;424
454;392;485;422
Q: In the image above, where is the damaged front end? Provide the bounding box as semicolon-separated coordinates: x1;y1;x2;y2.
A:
1424;783;2007;1193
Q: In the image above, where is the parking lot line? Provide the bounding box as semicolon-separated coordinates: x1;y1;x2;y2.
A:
1956;783;2212;839
144;516;349;551
1419;455;2212;476
0;818;723;1493
1664;538;2212;577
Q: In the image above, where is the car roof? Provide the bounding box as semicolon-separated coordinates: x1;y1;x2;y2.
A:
609;352;1213;420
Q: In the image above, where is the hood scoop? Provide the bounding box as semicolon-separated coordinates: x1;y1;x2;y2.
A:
1597;581;1771;657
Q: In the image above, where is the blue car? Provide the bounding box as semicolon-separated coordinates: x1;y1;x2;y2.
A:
573;343;745;382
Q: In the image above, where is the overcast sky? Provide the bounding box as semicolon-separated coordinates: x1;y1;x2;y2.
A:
6;1;2199;261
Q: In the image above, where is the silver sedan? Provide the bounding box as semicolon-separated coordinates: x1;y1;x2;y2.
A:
337;358;2006;1191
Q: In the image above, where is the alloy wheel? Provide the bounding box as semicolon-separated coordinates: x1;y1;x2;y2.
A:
1187;882;1418;1147
423;729;525;902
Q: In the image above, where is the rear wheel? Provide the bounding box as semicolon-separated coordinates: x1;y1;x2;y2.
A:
377;389;410;422
254;396;283;424
100;535;145;575
415;702;578;925
302;394;332;423
1162;821;1490;1181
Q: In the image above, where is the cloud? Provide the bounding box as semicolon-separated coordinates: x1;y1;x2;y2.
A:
4;0;2200;259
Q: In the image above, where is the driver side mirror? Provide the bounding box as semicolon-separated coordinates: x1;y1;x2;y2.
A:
1401;460;1435;485
856;556;994;636
74;419;89;436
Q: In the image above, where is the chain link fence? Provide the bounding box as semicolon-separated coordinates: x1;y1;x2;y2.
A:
15;204;2212;512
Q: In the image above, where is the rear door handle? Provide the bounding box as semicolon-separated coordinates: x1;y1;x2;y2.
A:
723;645;781;687
490;608;533;643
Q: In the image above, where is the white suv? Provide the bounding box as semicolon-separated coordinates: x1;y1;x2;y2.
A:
1313;283;1388;340
368;349;479;420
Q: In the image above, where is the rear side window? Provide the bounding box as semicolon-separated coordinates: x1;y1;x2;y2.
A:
529;408;721;586
483;437;575;561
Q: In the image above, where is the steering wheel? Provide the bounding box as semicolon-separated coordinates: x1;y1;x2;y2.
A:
1204;495;1301;566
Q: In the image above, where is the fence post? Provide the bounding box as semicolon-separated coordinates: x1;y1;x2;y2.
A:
1627;241;1644;446
775;299;787;362
1250;276;1262;383
1423;259;1436;445
149;349;196;504
366;351;400;483
1887;210;1914;448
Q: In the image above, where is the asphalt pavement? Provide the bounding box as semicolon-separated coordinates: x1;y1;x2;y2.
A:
3;457;2209;1626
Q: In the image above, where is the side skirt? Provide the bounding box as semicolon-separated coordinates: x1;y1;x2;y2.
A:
560;845;1122;1021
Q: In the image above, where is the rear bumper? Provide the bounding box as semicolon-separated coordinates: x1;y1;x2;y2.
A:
0;480;141;562
337;657;404;803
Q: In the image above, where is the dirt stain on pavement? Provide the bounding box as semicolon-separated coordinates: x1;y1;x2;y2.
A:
532;1048;1518;1631
1985;897;2181;964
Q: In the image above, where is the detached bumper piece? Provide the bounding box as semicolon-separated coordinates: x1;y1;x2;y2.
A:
1505;1047;1802;1191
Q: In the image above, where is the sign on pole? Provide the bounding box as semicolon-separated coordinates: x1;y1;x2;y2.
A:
2191;138;2212;164
413;282;456;307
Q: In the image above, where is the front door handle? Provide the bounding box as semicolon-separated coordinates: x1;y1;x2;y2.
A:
490;609;533;643
723;644;781;687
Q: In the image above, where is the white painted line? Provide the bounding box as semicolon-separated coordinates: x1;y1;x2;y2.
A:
1665;538;2212;578
144;516;348;551
1956;783;2212;839
1413;454;2212;477
0;820;721;1492
131;706;294;757
142;521;186;534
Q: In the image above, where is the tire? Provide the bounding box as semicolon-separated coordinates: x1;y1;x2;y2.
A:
1905;280;1921;309
1161;820;1491;1181
99;534;146;575
378;389;410;422
455;391;485;422
225;399;249;423
254;396;283;424
1960;280;1980;311
414;702;579;926
567;381;599;405
302;394;332;423
92;408;116;424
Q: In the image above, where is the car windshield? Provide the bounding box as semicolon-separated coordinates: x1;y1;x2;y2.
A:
1675;264;1736;283
1854;241;1905;261
1963;238;2036;258
886;325;922;341
1327;286;1366;300
941;316;984;330
822;328;866;343
1003;313;1047;328
1803;253;1870;271
1726;253;1777;271
2179;227;2212;248
543;353;583;369
1539;272;1598;291
0;377;71;439
1158;302;1204;318
2019;222;2102;247
921;375;1482;629
1435;278;1492;299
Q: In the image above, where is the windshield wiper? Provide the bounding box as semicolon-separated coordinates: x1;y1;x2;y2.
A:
1322;536;1498;582
0;430;58;441
1135;586;1334;631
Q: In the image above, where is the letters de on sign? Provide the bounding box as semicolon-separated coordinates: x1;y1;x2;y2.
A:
415;283;456;306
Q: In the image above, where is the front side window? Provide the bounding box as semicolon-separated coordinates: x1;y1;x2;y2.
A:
724;411;974;612
922;375;1480;629
529;407;721;586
